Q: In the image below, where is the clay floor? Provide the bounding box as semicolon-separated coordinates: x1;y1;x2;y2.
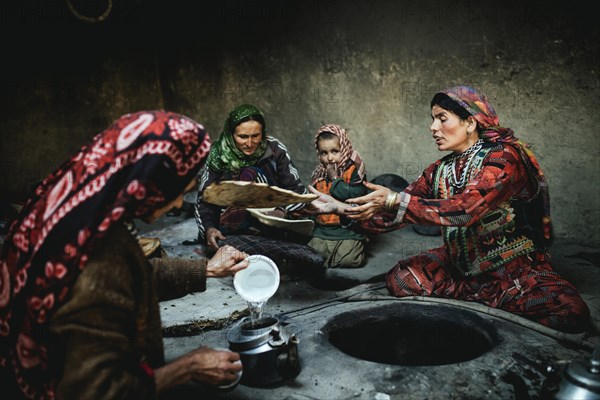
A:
136;212;600;400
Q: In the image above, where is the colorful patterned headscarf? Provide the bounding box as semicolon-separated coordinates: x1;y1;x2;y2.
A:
0;111;211;399
311;124;366;184
205;104;268;173
441;86;552;242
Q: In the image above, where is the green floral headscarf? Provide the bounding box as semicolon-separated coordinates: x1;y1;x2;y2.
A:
206;104;268;172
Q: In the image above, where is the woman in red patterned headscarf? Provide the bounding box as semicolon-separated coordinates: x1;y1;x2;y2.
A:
307;86;590;333
0;111;248;399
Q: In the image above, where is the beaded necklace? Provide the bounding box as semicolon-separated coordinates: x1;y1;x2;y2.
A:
445;139;484;189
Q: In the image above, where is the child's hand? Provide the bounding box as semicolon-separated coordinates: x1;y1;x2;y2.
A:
326;163;339;180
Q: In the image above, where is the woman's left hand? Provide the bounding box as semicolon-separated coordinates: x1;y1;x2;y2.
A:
345;181;392;220
303;186;356;215
206;245;249;278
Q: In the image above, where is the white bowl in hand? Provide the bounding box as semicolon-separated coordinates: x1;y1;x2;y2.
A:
234;255;280;303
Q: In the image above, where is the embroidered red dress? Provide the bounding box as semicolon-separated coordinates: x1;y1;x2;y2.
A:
361;142;589;333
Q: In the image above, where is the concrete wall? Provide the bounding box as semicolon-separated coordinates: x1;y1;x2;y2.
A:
1;0;598;245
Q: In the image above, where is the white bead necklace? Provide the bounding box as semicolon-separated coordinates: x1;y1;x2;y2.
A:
445;139;484;189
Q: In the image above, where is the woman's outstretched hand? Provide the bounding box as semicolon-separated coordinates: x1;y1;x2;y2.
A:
303;186;356;215
346;181;392;220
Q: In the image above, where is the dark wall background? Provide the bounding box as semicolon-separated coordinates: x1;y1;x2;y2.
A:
1;0;598;245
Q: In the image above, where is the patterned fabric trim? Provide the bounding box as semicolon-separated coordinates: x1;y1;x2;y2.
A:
436;144;536;277
466;235;536;277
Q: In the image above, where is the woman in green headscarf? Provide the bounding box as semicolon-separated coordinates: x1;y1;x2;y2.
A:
195;104;323;270
205;104;269;173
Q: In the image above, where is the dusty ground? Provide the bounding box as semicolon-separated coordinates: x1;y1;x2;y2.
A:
137;213;599;400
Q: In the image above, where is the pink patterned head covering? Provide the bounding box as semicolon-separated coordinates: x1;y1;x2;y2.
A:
311;124;365;184
441;86;552;243
0;110;211;399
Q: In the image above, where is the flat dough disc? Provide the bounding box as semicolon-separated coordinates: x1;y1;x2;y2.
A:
247;208;314;236
202;181;318;208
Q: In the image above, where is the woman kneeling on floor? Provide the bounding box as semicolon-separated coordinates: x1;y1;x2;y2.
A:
306;86;590;334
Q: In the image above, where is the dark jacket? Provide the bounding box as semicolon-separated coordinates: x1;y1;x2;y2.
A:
195;136;307;240
48;223;207;399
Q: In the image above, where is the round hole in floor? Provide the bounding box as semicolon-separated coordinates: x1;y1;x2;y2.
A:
324;302;499;366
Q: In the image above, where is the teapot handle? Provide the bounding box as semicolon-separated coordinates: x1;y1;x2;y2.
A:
277;335;301;379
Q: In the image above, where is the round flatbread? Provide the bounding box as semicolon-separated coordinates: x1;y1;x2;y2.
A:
202;181;318;208
247;208;314;236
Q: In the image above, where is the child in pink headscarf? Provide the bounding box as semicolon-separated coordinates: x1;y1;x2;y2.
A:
308;124;369;268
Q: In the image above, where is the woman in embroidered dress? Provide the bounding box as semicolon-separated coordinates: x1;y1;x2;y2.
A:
195;104;324;271
0;111;249;399
307;86;590;333
307;124;369;268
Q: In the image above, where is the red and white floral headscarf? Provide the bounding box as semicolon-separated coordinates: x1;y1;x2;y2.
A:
0;110;211;399
311;124;365;184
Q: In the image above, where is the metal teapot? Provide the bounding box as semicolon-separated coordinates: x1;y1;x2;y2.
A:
227;316;301;387
545;343;600;400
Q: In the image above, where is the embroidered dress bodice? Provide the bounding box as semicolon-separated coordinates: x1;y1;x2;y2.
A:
434;142;537;276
